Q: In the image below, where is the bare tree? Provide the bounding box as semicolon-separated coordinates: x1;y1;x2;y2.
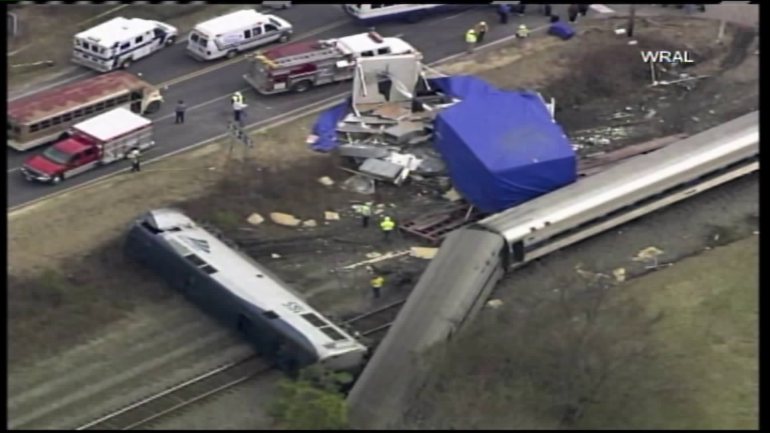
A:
627;5;637;38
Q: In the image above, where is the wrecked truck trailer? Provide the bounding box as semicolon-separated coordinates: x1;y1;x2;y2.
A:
431;76;576;213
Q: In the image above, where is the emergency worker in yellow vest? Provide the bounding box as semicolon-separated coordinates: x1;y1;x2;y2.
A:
465;28;477;54
380;216;395;241
232;91;245;123
371;275;385;299
358;202;373;228
516;24;530;39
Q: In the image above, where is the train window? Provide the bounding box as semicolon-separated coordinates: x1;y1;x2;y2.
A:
141;221;163;234
200;264;218;274
184;254;207;267
512;241;525;263
264;311;279;319
319;327;347;342
301;313;327;328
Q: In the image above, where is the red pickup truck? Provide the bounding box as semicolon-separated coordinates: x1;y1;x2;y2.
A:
21;107;155;184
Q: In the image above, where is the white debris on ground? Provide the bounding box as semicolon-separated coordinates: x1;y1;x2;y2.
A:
246;213;264;226
271;253;281;259
633;246;664;261
342;250;411;270
270;212;301;227
410;247;439;260
324;211;340;221
302;219;318;228
443;188;462;202
612;267;627;282
318;176;335;186
486;299;504;309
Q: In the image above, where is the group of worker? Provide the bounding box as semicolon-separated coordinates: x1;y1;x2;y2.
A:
355;202;397;299
356;202;396;241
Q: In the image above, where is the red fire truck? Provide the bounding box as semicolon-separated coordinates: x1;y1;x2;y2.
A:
243;31;419;95
21;107;155;184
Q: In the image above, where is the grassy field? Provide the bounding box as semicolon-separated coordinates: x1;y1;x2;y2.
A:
580;237;759;429
407;236;758;429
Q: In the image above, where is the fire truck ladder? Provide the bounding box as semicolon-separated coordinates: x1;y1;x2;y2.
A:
254;45;344;70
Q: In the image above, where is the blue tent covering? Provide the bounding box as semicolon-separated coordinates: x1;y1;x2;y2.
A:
310;98;351;152
432;76;576;213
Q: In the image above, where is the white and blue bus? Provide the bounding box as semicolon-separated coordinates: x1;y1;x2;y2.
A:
343;4;471;25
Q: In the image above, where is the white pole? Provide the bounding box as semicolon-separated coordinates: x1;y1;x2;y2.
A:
717;19;726;44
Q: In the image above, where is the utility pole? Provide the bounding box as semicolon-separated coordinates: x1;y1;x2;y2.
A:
627;4;637;38
716;19;726;44
226;121;253;162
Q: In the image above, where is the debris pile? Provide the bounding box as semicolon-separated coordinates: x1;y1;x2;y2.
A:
308;54;459;192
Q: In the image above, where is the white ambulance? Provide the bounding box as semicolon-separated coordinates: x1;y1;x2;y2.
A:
72;17;178;72
186;9;293;61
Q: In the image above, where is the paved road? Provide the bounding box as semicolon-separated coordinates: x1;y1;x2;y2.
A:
7;4;630;209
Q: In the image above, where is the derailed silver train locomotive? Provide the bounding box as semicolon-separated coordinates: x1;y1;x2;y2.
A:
124;208;368;373
347;111;759;428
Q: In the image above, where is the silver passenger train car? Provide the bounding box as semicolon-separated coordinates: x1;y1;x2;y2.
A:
124;208;368;373
480;110;759;264
347;111;759;428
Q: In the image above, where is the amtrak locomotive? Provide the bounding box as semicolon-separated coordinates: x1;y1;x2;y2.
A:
124;208;368;373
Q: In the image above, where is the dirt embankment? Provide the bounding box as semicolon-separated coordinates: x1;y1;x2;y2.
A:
443;16;758;154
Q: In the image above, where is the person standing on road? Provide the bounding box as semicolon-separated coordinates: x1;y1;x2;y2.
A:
475;21;489;44
380;216;395;241
358;202;372;228
516;24;530;39
543;4;552;17
232;91;245;123
517;2;526;16
497;3;511;24
568;4;580;22
370;274;385;299
128;149;141;173
175;100;186;124
465;28;477;54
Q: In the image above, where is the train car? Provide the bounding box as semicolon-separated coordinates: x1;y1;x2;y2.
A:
346;228;507;428
346;111;759;428
480;111;759;263
124;208;368;373
342;4;471;25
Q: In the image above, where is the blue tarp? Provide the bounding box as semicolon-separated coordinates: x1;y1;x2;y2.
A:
310;98;351;152
548;21;576;40
432;76;576;213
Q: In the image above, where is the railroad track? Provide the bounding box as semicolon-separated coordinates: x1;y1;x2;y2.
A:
344;298;407;339
74;300;408;430
75;356;271;430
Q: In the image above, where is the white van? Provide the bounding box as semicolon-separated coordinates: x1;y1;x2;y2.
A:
72;17;178;72
187;9;293;61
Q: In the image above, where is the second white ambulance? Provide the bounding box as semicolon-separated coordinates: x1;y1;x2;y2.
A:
186;9;293;61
